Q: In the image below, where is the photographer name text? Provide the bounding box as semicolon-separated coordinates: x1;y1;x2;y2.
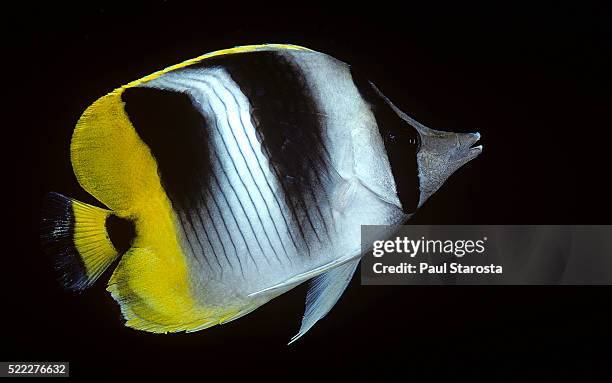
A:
371;236;503;275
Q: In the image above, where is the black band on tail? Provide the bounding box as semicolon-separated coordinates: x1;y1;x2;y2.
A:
41;192;126;292
40;192;89;291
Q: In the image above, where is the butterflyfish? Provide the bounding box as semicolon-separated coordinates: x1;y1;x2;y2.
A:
41;44;482;343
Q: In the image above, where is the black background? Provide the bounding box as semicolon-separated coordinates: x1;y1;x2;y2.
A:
6;1;611;379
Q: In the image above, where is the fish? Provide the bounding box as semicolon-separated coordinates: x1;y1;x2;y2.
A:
40;44;482;343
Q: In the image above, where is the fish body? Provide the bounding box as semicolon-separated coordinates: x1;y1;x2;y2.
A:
41;44;482;342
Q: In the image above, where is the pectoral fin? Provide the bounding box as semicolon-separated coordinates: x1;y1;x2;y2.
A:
289;258;361;345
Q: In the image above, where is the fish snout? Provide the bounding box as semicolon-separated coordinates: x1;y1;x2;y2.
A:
415;127;483;207
455;131;483;165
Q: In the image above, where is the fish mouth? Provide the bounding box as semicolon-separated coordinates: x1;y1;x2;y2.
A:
461;132;483;162
468;132;483;153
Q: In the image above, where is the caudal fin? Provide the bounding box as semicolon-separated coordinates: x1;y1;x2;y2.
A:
41;192;133;291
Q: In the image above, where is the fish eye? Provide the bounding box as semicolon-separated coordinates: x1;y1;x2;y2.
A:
407;132;421;150
384;125;420;147
383;122;421;149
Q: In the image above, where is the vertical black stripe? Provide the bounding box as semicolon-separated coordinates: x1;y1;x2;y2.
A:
350;66;421;213
187;51;331;250
122;87;213;212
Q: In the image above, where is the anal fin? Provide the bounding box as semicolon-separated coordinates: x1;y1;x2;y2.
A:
289;258;361;345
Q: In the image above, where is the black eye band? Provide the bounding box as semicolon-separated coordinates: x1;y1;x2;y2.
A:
378;111;421;213
350;67;421;213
